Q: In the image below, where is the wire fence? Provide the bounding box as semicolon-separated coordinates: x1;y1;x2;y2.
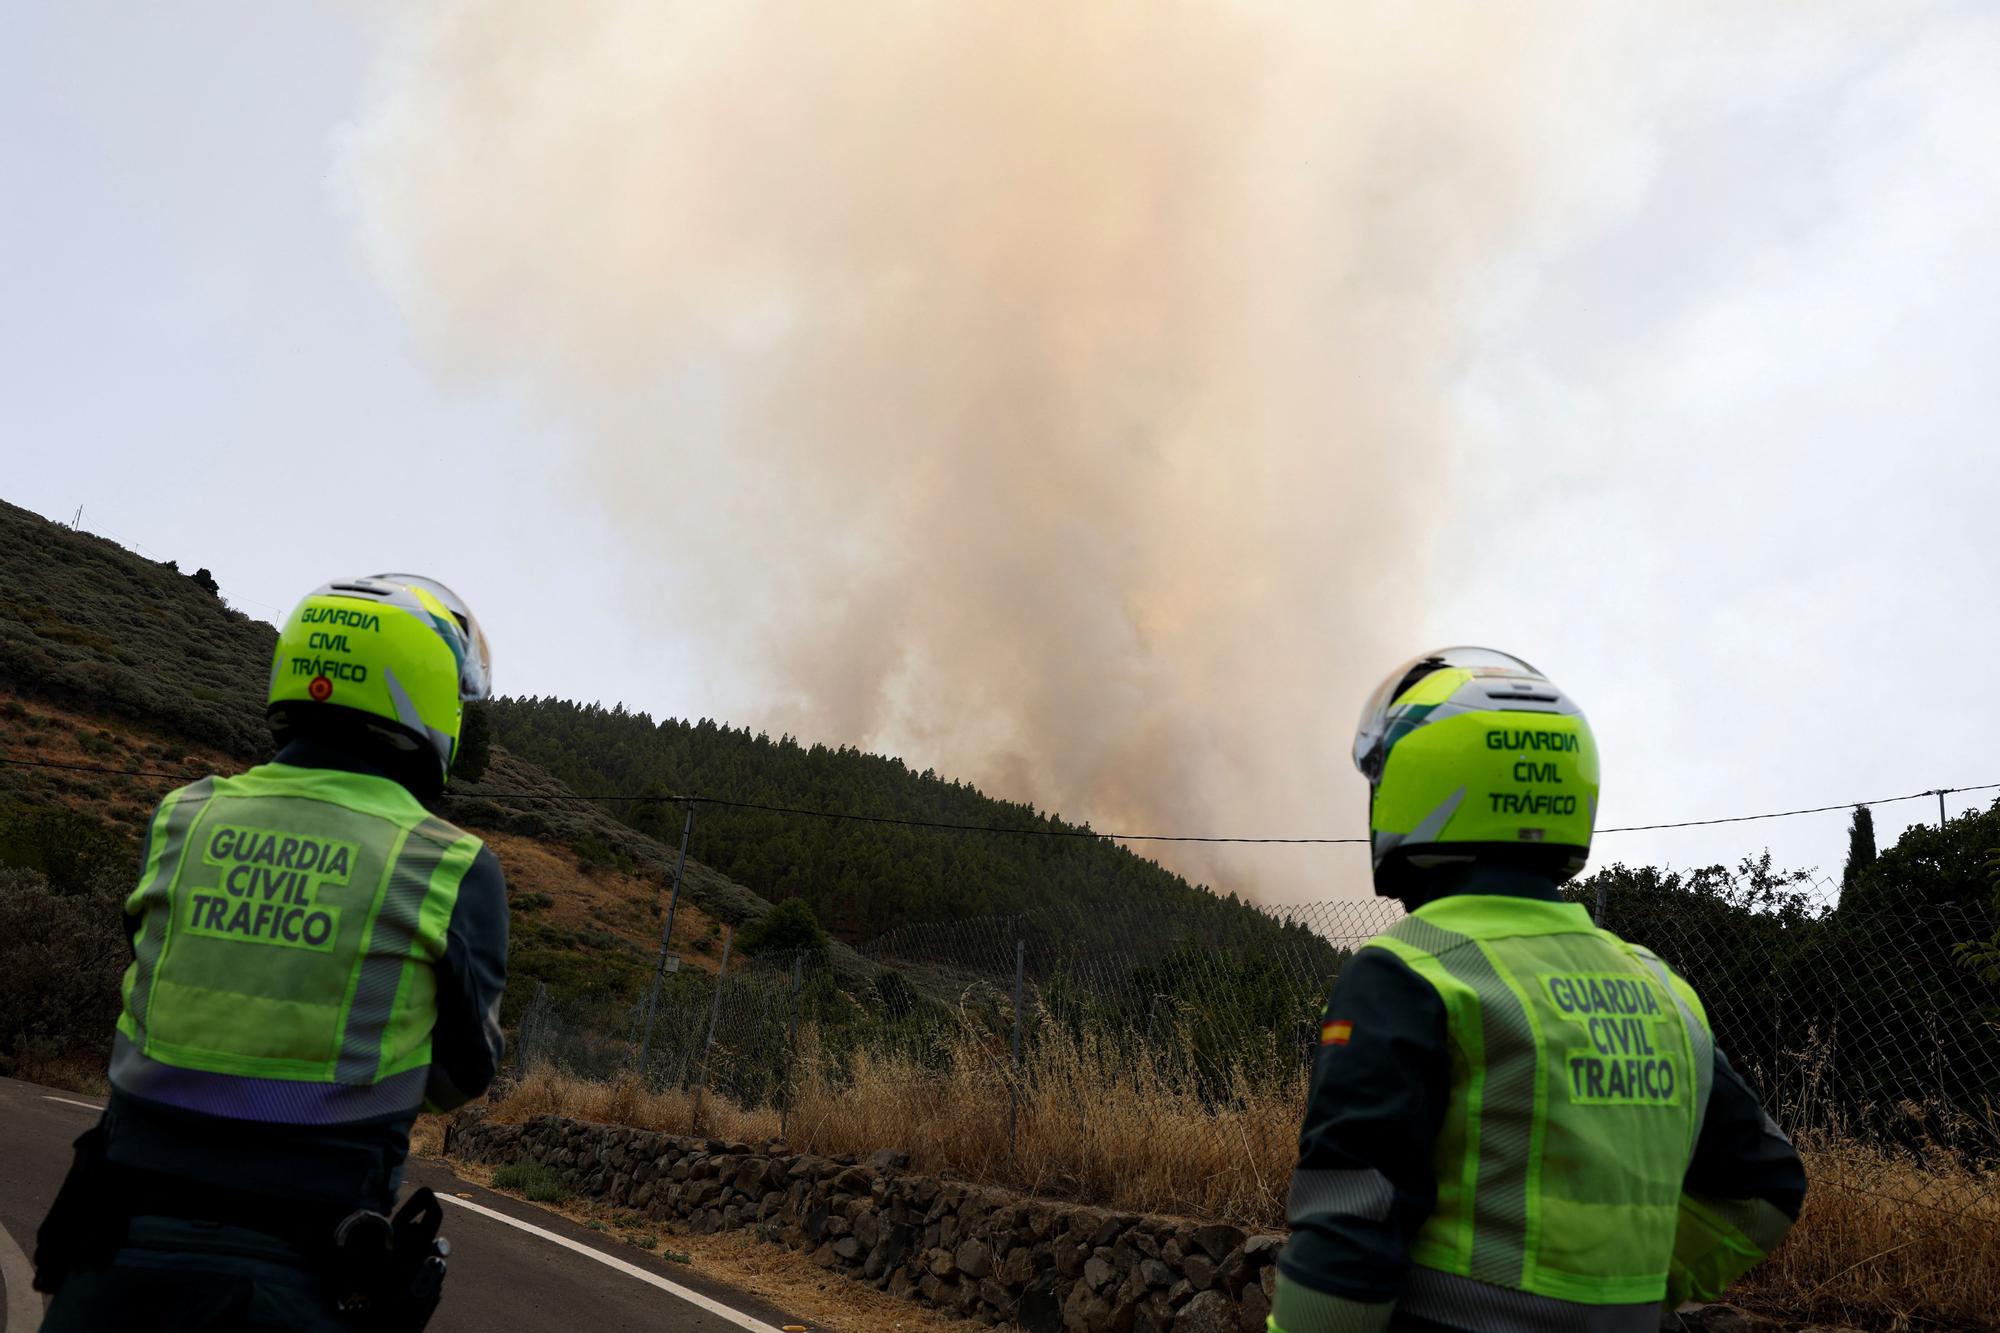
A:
510;884;1999;1230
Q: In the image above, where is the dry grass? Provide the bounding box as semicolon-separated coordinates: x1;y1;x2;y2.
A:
478;829;725;972
788;1028;1302;1224
489;1066;784;1145
409;1111;450;1159
489;1023;1304;1225
0;688;238;829
1733;1135;2000;1331
484;1027;2000;1330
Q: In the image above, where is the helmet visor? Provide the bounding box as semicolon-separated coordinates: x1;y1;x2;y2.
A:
1352;645;1541;777
375;573;493;701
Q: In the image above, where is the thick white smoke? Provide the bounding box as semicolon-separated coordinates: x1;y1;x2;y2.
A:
341;2;1652;899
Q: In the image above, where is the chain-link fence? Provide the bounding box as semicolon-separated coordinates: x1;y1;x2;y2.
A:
509;884;1999;1230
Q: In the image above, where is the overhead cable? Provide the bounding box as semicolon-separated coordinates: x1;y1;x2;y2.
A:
3;753;1994;846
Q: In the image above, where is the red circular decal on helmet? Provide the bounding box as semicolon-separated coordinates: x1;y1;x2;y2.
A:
308;675;334;702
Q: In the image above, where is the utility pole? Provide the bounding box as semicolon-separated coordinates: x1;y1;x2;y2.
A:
1937;789;1948;827
637;801;695;1076
653;801;694;916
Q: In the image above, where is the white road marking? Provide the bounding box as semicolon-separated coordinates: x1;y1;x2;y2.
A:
437;1193;778;1330
40;1097;102;1113
0;1217;41;1333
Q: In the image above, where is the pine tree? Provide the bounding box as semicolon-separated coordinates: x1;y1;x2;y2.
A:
454;701;492;782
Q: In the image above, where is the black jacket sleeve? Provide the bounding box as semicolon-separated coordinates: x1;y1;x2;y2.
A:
1659;1045;1807;1304
424;844;509;1111
1686;1048;1807;1219
1276;945;1451;1303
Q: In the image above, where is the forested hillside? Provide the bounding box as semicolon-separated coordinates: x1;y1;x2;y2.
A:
0;496;1286;1063
489;697;1271;941
0;498;815;1076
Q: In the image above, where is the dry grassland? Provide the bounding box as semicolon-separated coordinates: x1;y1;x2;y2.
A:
1733;1134;1999;1331
486;1030;1999;1331
478;827;723;970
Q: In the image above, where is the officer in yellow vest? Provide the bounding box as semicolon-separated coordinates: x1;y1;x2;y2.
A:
1270;649;1806;1333
36;574;509;1331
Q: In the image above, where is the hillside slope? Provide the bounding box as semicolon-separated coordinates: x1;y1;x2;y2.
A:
491;698;1282;947
3;496;1284;955
0;500;865;1061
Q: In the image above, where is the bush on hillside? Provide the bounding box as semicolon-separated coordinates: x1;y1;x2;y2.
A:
738;896;829;957
0;802;132;895
0;868;126;1078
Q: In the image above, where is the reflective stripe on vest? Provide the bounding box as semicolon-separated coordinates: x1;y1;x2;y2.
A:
125;777;217;1038
1287;1167;1396;1228
336;820;460;1083
109;1031;431;1125
112;766;477;1125
1385;912;1542;1290
1399;1270;1659;1333
1372;895;1711;1312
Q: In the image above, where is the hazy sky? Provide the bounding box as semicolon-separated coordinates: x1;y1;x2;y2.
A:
6;3;1998;905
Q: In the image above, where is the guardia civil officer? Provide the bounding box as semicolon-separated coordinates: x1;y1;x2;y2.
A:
36;575;509;1331
1269;649;1806;1333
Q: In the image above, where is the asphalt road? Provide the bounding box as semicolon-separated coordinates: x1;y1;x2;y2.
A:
0;1077;803;1332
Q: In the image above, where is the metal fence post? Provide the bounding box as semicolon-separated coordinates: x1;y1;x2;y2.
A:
1009;937;1025;1159
781;952;805;1141
637;802;694;1078
691;923;733;1132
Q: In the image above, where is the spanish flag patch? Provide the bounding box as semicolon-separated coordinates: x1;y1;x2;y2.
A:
1319;1020;1353;1047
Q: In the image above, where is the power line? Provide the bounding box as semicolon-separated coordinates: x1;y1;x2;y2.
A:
1596;783;2000;833
3;753;1994;845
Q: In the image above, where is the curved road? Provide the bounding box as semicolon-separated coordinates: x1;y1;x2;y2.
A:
0;1077;804;1332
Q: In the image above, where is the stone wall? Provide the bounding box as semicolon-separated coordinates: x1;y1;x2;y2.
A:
447;1112;1280;1332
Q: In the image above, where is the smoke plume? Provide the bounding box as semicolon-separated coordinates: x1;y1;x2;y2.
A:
342;2;1645;899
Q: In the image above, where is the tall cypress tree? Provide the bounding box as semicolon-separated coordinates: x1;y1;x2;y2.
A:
1841;803;1877;898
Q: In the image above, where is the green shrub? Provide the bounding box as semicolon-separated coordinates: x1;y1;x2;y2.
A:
0;802;131;895
0;868;127;1077
572;832;613;872
737;897;828;957
492;1160;571;1203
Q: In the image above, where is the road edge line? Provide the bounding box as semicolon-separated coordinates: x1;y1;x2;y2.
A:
437;1193;778;1330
